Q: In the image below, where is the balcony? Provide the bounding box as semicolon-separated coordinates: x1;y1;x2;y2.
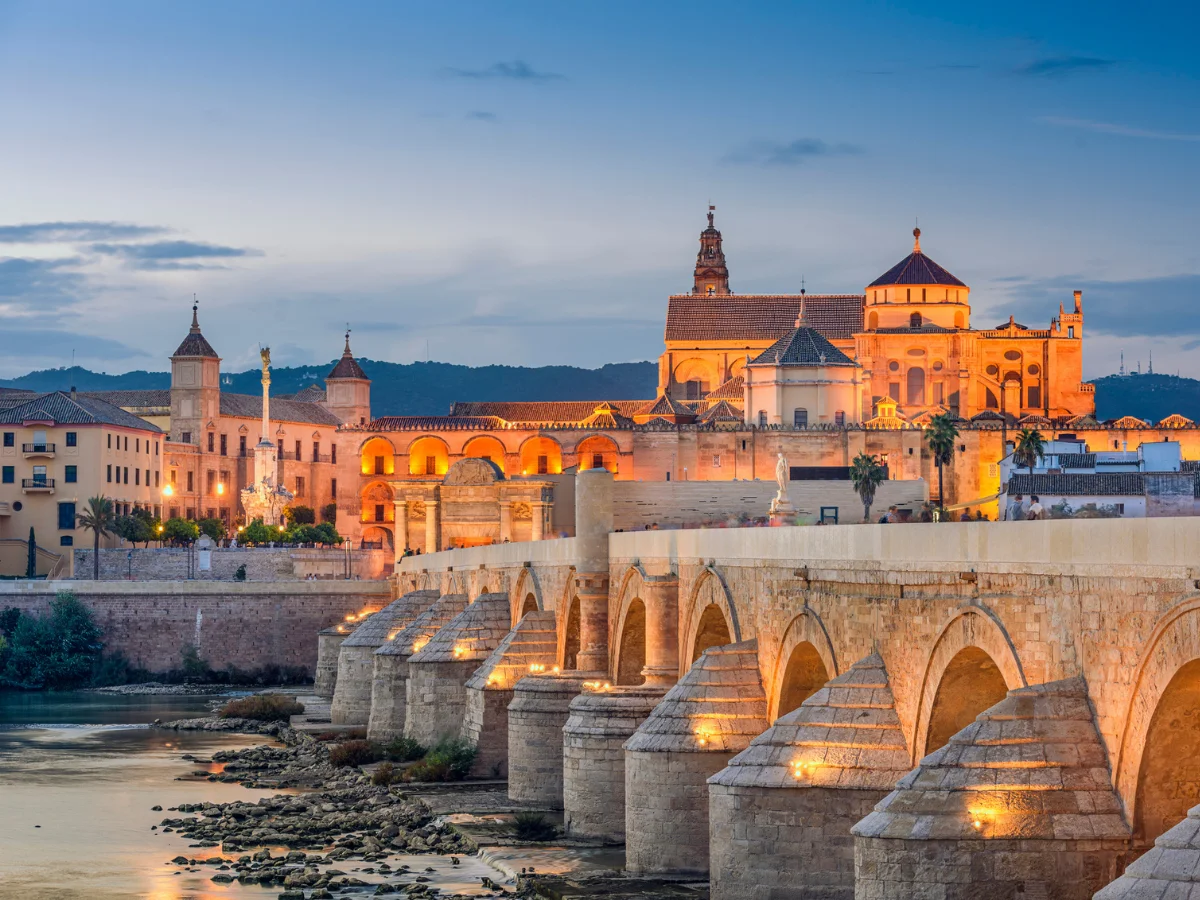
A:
22;443;55;458
22;478;54;493
0;501;10;515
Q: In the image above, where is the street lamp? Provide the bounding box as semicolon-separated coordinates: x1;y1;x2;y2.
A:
217;483;224;496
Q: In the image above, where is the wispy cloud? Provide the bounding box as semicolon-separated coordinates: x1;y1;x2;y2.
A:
0;221;167;244
0;256;85;308
91;240;263;270
1041;116;1200;142
466;110;498;122
722;138;862;167
0;327;148;360
446;60;564;81
1015;56;1115;78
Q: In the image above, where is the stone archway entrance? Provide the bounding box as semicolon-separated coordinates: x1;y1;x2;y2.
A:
691;603;732;663
563;597;580;670
1136;658;1200;846
616;599;646;686
520;592;538;618
776;641;829;718
925;646;1008;754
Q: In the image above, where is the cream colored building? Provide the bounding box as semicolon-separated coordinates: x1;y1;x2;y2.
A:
0;390;164;575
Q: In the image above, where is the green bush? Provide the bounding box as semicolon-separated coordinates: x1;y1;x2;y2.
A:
313;522;343;545
320;503;337;524
402;738;477;782
198;518;226;541
219;693;305;722
180;644;209;678
382;736;427;762
240;519;277;546
162;517;199;545
328;739;384;768
512;812;557;842
234;564;247;582
1;591;103;689
284;504;316;526
371;761;398;786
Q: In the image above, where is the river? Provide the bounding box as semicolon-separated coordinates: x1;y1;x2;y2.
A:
0;691;503;899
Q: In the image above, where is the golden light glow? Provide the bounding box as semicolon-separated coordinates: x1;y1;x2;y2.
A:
344;614;355;622
162;484;174;497
412;637;430;653
972;819;983;830
552;665;560;674
529;663;547;674
791;760;820;780
216;483;224;495
453;645;466;658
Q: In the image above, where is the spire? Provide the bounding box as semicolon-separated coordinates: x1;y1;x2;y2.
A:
327;325;369;381
795;293;807;328
172;298;219;359
190;301;200;333
912;226;921;254
343;325;353;357
693;205;730;295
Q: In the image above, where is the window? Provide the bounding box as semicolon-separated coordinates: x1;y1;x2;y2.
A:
181;431;191;444
66;432;77;447
277;439;283;457
295;476;305;497
170;469;177;484
1028;386;1041;407
60;535;73;547
135;468;141;485
331;478;337;499
1068;326;1075;338
33;465;47;485
206;471;215;495
906;288;911;301
934;382;945;404
123;466;129;483
295;440;302;460
888;382;900;402
239;436;247;455
155;471;159;487
107;434;111;449
169;506;178;520
186;471;194;492
220;434;227;456
758;410;767;427
1;466;12;484
921;288;926;302
124;436;129;451
374;455;385;475
206;508;215;520
4;432;14;447
794;408;808;428
426;455;437;475
331;444;337;464
65;465;77;483
313;441;320;461
374;503;385;522
537;455;548;475
910;312;922;328
207;433;214;452
834;410;846;427
57;501;76;530
186;507;195;521
155;440;159;455
907;367;926;405
114;465;120;484
712;454;721;468
592;453;604;470
135;438;140;453
1115;503;1125;515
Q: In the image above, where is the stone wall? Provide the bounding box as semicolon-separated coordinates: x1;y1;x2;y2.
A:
0;579;391;674
73;547;388;582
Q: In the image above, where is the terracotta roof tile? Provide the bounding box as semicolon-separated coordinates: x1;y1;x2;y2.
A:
706;375;744;399
448;400;648;423
219;393;343;426
1008;473;1144;496
0;392;163;431
665;295;864;342
748;326;856;367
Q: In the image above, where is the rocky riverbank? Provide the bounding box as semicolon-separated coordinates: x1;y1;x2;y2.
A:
91;682;239;696
157;717;518;898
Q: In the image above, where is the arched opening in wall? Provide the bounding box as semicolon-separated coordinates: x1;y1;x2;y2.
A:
673;358;715;400
984;387;999;410
777;641;830;718
520;592;539;618
563;597;580;670
616;599;646;686
361;482;394;525
360;437;396;476
462;435;508;474
729;357;746;380
520;436;563;476
576;434;620;474
868;311;879;330
362;525;393;550
407;436;449;476
691;603;732;663
954;311;965;329
906;367;926;405
1136;658;1200;846
925;646;1008;754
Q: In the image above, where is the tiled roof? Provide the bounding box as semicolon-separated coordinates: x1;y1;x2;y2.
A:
664;295;864;342
1008;473;1144;496
1109;415;1149;428
635;394;696;418
706;375;744;399
291;384;327;403
1057;453;1096;468
0;388;38;410
448;400;648;423
219;393;343;426
367;415;507;431
699;400;743;423
84;389;171;410
873;324;954;334
328;353;368;381
867;250;966;288
0;391;163;431
748;325;856;367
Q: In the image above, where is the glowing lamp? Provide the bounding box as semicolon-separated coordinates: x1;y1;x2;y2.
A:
162;484;174;497
217;483;224;495
552;665;560;674
972;820;983;831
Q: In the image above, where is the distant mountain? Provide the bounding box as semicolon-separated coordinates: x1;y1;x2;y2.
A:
1091;373;1200;423
0;360;659;417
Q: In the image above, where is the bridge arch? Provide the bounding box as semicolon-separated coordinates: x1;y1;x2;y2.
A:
682;567;741;669
556;569;580;670
612;566;648;685
768;609;839;722
912;605;1026;763
511;567;543;625
1114;597;1200;846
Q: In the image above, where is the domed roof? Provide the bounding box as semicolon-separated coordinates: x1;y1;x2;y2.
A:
327;330;368;381
172;304;219;359
867;228;966;289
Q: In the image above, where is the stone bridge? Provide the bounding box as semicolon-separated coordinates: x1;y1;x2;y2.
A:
324;469;1200;899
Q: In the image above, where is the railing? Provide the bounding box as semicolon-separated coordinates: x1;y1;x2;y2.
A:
359;540;384;550
22;443;55;453
22;478;54;489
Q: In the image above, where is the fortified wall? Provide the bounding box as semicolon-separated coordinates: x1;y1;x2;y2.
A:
343;468;1200;898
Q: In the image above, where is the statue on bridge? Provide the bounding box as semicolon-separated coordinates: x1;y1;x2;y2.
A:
770;451;796;522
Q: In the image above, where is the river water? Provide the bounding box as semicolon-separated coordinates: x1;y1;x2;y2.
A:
0;692;503;899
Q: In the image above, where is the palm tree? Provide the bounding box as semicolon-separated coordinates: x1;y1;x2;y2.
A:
925;413;960;514
1013;428;1045;477
76;495;117;581
849;452;887;523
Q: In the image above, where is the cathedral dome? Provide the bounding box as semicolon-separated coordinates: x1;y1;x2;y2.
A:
867;227;966;288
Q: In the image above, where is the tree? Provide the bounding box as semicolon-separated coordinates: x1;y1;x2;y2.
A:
925;413;960;514
1013;428;1046;477
321;503;338;524
26;527;36;579
284;504;315;526
115;508;156;547
241;519;275;545
162;517;199;546
849;452;888;523
313;522;343;546
1;591;103;689
75;496;118;581
198;518;227;542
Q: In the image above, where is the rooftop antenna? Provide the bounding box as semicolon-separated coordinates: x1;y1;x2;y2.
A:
1149;350;1154;375
1119;350;1125;377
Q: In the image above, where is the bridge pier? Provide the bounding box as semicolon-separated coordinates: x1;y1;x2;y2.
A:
365;593;466;741
1095;802;1200;897
508;673;592;808
639;573;680;688
331;590;436;725
708;652;910;900
624;640;768;876
852;677;1130;900
315;624;351;698
563;684;666;840
404;592;511;747
461;610;558;778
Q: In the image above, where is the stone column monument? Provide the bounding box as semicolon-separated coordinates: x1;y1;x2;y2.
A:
769;450;796;524
239;346;292;526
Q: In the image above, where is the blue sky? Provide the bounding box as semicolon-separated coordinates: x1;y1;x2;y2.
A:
1;0;1198;378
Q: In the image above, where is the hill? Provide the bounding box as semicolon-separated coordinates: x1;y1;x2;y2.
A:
0;360;659;417
1091;373;1200;423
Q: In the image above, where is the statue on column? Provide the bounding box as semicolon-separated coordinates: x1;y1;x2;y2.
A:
769;450;796;521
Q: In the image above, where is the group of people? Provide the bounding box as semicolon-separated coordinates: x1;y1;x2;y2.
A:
398;547;423;558
1004;493;1046;521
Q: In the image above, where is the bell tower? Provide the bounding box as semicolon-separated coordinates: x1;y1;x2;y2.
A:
324;329;372;426
693;205;731;295
169;302;221;444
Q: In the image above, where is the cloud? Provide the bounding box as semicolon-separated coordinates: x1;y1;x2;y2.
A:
446;60;565;81
721;138;863;167
0;256;85;308
0;221;168;244
1040;116;1200;143
90;240;263;270
466;110;498;122
1015;56;1115;78
0;327;148;360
